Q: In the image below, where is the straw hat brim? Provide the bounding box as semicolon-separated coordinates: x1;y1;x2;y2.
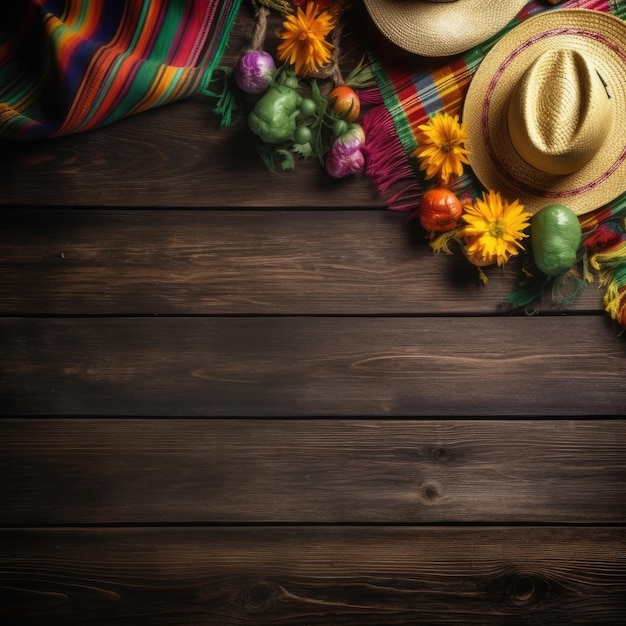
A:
463;9;626;216
362;0;528;57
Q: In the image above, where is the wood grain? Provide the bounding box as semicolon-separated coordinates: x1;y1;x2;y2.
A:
1;419;624;524
0;97;384;208
1;527;625;625
1;316;624;416
0;209;604;315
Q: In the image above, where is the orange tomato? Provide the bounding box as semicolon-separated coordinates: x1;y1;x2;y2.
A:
328;85;360;122
419;187;463;233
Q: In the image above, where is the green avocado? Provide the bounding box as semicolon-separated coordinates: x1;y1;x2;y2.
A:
531;204;582;276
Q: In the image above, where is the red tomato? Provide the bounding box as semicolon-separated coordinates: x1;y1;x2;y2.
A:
328;85;360;123
419;188;463;233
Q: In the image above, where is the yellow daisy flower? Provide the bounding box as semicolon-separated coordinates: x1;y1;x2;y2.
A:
277;3;335;77
412;113;470;184
462;190;532;267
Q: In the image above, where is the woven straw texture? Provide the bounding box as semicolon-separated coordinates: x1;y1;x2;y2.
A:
362;0;528;56
463;9;626;216
507;48;611;176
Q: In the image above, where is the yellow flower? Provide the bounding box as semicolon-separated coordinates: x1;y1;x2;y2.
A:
412;113;470;184
461;190;532;266
277;3;335;76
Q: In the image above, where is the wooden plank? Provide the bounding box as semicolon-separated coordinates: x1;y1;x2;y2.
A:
1;527;624;625
1;419;624;524
0;209;604;315
1;316;624;416
0;98;384;208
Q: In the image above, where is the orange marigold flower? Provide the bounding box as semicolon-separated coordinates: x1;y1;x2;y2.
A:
277;3;335;76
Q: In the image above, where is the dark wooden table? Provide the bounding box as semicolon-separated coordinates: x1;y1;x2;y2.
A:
1;5;625;624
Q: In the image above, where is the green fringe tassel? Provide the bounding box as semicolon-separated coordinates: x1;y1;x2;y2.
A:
197;0;243;127
202;67;239;128
507;252;588;312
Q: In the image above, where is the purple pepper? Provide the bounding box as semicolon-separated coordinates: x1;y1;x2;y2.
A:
234;51;276;94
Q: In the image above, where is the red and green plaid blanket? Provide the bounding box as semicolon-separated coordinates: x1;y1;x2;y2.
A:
0;0;242;139
363;0;626;328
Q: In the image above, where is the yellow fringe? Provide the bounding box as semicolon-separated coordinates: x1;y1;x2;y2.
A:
588;241;626;272
428;228;462;254
589;242;626;326
581;249;594;283
476;267;488;285
602;279;621;320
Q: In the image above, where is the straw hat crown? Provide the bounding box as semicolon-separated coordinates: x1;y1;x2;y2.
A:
507;49;611;176
362;0;528;57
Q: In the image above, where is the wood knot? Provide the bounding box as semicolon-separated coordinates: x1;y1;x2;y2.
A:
509;574;538;605
420;481;442;502
235;581;280;615
432;447;452;463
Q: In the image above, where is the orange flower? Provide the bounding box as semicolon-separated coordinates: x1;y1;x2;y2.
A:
277;3;335;76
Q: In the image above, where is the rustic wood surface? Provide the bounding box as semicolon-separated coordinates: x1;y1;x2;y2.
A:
1;316;624;416
1;420;625;525
2;527;625;625
1;3;625;624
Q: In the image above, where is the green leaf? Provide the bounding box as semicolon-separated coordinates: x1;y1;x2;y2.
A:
343;55;376;89
292;142;313;158
275;149;295;171
258;143;296;172
308;81;331;164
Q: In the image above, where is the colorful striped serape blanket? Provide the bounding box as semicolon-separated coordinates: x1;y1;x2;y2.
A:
0;0;242;139
362;0;626;329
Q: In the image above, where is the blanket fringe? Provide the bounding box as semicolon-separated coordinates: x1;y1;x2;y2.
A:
506;259;587;313
357;86;384;106
202;67;239;128
589;241;626;327
361;104;421;212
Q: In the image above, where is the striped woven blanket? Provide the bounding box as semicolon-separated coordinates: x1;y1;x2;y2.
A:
363;0;626;328
0;0;242;139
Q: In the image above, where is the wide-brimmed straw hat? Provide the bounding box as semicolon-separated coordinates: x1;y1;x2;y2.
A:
362;0;528;57
463;9;626;216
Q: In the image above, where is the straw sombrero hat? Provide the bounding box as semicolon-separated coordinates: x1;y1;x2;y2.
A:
362;0;528;57
463;9;626;216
